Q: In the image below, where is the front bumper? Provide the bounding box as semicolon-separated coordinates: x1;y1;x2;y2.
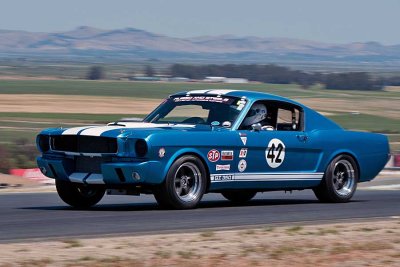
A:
37;156;164;185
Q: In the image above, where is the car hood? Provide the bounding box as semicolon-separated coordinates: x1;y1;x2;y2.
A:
57;122;220;137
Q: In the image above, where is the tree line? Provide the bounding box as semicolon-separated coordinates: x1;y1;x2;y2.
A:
170;64;385;90
85;63;400;91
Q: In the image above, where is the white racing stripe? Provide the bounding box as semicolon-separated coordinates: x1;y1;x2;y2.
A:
187;89;211;94
79;125;126;136
206;89;236;95
62;126;97;135
74;122;195;136
187;89;237;95
211;172;324;182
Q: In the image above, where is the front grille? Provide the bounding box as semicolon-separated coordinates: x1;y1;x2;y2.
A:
75;156;108;173
51;135;118;154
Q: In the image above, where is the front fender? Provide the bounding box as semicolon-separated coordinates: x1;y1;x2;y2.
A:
162;147;210;183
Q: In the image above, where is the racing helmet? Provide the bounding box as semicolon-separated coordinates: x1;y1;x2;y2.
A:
243;103;267;126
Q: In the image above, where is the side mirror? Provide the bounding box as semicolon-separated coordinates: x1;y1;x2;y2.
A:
251;123;262;131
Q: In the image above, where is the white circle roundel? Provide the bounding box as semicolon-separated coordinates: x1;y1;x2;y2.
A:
265;138;285;168
238;159;247;172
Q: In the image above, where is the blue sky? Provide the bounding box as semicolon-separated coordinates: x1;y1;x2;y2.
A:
1;0;399;44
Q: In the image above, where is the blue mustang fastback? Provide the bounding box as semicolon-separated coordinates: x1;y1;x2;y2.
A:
36;89;389;209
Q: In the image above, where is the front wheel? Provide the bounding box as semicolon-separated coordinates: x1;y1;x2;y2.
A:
153;155;207;209
56;179;105;208
313;155;358;203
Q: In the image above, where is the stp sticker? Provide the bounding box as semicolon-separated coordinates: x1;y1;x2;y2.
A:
221;150;234;161
216;164;230;171
265;138;286;168
207;149;220;162
239;148;248;158
238;159;247;172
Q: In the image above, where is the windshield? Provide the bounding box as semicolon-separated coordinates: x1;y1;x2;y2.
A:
144;95;247;127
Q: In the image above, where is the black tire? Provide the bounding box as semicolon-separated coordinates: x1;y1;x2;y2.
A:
153;155;207;209
313;154;358;203
221;191;257;203
56;179;105;208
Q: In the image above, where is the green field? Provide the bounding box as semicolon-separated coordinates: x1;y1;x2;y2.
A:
0;80;313;98
1;79;399;99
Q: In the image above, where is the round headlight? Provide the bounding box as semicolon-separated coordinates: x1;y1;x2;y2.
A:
135;139;148;157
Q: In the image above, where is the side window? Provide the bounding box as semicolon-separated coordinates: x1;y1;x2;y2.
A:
238;100;303;131
276;107;301;131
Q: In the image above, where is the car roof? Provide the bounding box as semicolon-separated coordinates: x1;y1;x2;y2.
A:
171;89;303;107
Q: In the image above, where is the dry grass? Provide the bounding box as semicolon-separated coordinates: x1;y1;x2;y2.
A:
0;94;159;114
0;220;400;266
1;92;399;120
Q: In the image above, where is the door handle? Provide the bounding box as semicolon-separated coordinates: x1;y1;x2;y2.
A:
297;134;308;142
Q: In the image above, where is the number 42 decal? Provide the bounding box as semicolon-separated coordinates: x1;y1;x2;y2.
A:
265;138;285;168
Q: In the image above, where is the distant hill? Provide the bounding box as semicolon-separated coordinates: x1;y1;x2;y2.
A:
1;26;400;64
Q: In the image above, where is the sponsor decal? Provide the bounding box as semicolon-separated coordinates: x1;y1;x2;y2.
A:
240;136;247;145
207;149;220;162
239;148;248;158
238;159;247;172
221;150;234;161
239;132;247;145
265;138;286;168
237;104;245;111
158;147;166;158
236;99;247;111
212;174;234;181
216;164;231;171
173;96;232;104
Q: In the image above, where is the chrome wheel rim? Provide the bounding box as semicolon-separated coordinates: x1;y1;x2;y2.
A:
174;162;201;202
332;159;355;196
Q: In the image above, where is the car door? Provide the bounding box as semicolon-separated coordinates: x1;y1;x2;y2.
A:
234;102;323;186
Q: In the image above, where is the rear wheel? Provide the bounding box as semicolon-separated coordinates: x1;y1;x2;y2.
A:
313;155;358;203
222;191;257;204
153;155;207;209
56;179;105;208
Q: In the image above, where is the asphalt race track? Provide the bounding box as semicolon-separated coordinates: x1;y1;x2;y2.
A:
0;176;399;242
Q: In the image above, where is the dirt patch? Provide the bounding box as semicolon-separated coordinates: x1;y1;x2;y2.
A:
385;86;400;92
0;94;161;114
0;219;399;266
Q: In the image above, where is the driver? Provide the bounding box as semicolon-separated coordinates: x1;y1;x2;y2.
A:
242;103;274;130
